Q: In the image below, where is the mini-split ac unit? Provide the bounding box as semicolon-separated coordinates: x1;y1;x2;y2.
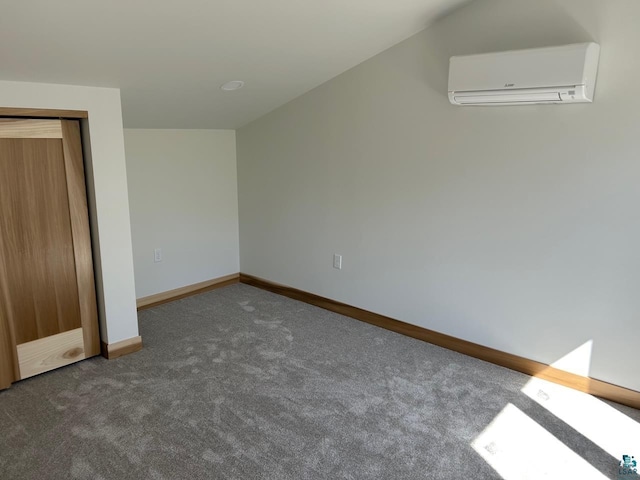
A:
448;43;600;106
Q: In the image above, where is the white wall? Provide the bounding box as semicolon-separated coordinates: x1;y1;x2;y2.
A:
0;80;138;344
124;129;239;298
237;0;640;391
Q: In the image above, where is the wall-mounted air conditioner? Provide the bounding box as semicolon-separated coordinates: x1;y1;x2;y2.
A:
448;43;600;106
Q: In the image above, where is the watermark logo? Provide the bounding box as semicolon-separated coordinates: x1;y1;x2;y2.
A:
619;455;638;478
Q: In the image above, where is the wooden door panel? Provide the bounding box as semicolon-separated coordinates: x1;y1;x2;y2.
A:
0;138;82;344
61;120;100;357
0;228;20;386
0;118;99;387
0;294;18;388
17;328;86;379
0;118;63;138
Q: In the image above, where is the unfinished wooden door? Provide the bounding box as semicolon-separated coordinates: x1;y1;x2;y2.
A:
0;119;100;390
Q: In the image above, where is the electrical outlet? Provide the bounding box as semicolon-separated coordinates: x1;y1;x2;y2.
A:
154;248;162;263
333;254;342;270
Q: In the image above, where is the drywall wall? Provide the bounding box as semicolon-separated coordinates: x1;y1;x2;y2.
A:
237;0;640;391
0;80;138;344
124;129;239;298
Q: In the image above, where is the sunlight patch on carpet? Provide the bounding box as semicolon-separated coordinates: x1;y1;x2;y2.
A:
472;403;608;479
521;376;640;461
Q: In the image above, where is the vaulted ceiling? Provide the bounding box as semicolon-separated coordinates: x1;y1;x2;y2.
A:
0;0;469;128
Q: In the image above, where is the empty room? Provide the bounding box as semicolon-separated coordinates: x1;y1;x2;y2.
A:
1;0;639;479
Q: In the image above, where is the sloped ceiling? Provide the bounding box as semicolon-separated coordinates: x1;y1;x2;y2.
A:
0;0;469;128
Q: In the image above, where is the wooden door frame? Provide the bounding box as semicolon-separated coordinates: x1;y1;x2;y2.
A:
0;107;88;119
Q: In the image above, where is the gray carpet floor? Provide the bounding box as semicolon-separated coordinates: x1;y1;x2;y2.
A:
1;283;638;479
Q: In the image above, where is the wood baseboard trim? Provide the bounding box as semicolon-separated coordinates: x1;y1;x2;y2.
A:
239;273;640;409
101;336;143;360
137;273;240;310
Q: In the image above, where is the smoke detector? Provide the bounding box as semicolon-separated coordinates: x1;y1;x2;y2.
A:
221;80;244;91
